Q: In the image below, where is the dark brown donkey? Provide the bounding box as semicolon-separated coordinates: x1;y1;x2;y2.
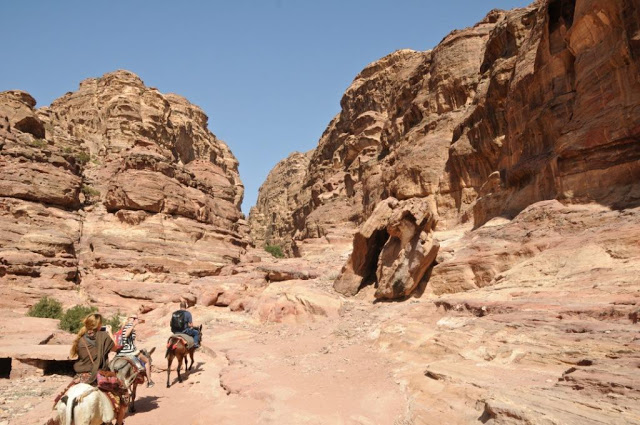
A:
165;325;202;388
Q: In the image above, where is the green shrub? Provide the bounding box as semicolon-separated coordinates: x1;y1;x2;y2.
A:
30;138;47;148
27;296;63;319
59;305;97;334
264;244;284;258
75;151;91;164
81;184;100;197
105;312;124;330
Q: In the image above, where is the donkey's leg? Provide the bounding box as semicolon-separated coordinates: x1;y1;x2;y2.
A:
188;349;195;371
177;354;183;383
166;353;173;388
129;382;137;413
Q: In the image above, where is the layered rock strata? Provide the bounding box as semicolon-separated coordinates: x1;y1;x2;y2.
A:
248;151;311;256
0;71;248;309
382;200;640;424
249;0;640;299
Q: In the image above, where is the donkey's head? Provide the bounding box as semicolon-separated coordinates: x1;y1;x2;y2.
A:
140;346;156;370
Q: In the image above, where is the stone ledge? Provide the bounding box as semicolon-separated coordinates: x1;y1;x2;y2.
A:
0;344;71;361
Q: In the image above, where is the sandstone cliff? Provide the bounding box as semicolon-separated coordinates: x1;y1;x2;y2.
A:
248;0;640;300
248;151;311;256
0;70;248;310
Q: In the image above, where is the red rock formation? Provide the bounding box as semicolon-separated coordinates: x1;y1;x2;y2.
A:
249;0;640;299
0;71;248;309
468;0;640;226
334;197;439;300
248;151;311;256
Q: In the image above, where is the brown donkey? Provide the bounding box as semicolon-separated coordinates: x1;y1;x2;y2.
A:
165;325;202;388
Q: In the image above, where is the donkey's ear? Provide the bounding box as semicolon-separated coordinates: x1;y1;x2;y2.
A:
149;346;156;355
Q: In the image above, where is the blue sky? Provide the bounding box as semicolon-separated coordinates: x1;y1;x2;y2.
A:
1;0;531;214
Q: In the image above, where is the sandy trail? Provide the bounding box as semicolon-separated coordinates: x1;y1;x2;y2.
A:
14;300;409;425
124;348;226;425
128;322;408;424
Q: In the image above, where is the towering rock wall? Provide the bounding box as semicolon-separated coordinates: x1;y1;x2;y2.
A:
249;0;640;299
465;0;640;225
0;70;248;310
248;151;311;256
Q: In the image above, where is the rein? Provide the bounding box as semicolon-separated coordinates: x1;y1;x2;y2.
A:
111;357;141;389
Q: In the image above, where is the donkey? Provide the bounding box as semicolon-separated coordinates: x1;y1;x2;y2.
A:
110;347;156;413
55;383;116;425
166;325;202;388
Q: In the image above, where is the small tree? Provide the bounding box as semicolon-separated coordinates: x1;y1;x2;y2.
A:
59;305;98;334
81;184;100;197
27;296;63;319
265;244;285;258
75;152;91;164
105;312;124;330
30;138;47;148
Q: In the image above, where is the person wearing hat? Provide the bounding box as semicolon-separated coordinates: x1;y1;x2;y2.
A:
119;314;155;387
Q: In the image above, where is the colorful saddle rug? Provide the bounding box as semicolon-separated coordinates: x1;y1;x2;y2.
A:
168;333;195;349
103;389;127;413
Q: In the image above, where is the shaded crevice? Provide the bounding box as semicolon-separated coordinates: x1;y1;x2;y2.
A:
43;360;75;376
356;228;389;292
13;116;45;139
0;358;10;379
548;0;575;33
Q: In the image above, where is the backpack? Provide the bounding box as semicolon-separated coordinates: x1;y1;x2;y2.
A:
170;310;186;333
113;327;125;351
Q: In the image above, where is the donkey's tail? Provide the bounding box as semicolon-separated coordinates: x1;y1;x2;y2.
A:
166;336;178;358
63;395;74;425
64;386;96;425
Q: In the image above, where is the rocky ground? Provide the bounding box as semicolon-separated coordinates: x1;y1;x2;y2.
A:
1;1;639;424
2;200;638;425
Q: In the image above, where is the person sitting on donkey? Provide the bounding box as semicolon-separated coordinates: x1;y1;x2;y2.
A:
170;300;200;348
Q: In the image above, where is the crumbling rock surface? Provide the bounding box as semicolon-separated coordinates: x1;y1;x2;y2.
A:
0;70;248;309
248;151;311;255
380;200;640;424
334;197;439;300
249;0;640;300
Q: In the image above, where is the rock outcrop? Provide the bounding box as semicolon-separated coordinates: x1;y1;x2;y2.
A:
249;0;640;299
334;197;439;300
0;70;248;310
248;151;311;256
383;200;640;424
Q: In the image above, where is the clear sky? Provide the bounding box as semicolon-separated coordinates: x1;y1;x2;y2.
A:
1;0;531;215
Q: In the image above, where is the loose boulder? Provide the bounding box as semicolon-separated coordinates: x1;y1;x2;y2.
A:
334;197;439;299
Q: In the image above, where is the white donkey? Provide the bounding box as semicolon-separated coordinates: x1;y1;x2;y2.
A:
54;383;116;425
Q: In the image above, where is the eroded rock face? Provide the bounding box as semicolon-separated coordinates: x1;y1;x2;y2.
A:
384;200;640;424
0;92;85;306
334;197;439;300
470;0;640;226
0;70;248;309
250;0;640;299
248;151;311;255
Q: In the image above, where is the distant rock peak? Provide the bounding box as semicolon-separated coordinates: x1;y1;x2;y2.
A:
0;70;249;309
